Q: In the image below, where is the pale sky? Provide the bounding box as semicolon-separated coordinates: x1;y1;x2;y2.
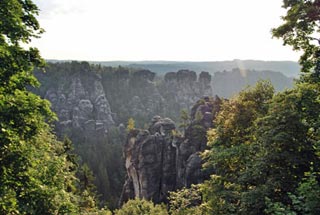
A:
32;0;300;62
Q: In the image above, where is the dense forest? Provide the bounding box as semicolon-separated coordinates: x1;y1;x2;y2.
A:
0;0;319;214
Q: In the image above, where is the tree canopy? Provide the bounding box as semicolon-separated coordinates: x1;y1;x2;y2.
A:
198;1;320;214
0;0;112;214
272;0;320;74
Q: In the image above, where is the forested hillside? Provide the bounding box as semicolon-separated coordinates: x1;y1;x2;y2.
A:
1;0;319;214
31;60;294;208
33;63;213;207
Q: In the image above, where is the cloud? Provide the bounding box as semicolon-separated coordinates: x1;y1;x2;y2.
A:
34;0;87;19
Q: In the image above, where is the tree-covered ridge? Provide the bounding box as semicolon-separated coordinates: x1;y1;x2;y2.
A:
212;68;293;98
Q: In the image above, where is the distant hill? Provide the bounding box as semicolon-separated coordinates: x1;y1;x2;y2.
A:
91;59;300;78
212;68;294;98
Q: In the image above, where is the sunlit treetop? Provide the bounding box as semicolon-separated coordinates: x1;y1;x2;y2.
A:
0;0;43;44
272;0;320;73
0;0;45;91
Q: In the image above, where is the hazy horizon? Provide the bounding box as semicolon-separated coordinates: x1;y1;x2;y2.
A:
32;0;301;62
45;59;299;63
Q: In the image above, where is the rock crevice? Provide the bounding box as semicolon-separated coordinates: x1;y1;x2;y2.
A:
120;96;222;205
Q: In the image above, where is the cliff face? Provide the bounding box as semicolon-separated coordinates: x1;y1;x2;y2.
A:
119;96;222;205
35;63;211;139
159;70;213;119
121;117;176;204
101;68;213;125
46;75;114;140
101;68;166;125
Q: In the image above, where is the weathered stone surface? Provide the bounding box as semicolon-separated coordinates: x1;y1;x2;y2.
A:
120;96;223;205
38;64;213;133
120;117;177;204
132;69;156;81
176;70;197;82
185;152;202;187
44;74;115;141
158;70;213;120
199;71;211;85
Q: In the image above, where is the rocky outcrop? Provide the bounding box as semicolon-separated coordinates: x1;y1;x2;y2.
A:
176;96;222;188
159;70;213;120
37;63;214;129
43;72;114;142
120;117;176;204
120;96;223;205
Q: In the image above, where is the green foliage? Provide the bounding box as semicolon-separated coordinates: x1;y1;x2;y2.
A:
78;164;97;198
195;110;203;122
265;172;320;215
294;172;320;214
115;198;168;215
265;197;296;215
199;2;320;214
242;88;317;214
272;0;320;74
62;137;78;173
202;81;276;214
202;82;319;214
0;0;45;93
269;2;320;213
73;130;125;209
0;0;89;213
203;80;274;177
0;130;79;214
77;163;101;213
179;109;190;132
169;185;210;215
127;117;136;131
171;129;183;138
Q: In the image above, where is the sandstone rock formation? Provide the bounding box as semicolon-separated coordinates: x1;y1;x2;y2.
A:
120;117;176;204
120;96;223;205
101;68;212;125
44;73;114;142
36;63;213;132
159;70;213;120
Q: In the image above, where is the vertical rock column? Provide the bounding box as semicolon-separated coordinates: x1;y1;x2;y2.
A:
120;117;176;204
